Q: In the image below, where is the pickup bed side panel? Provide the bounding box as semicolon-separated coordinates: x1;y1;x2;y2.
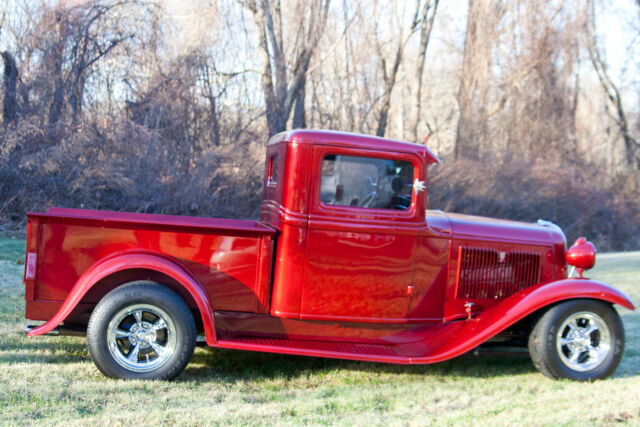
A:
27;252;219;344
26;215;274;323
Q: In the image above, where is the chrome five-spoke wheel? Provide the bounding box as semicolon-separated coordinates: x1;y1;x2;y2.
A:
87;281;196;380
107;304;177;372
556;311;610;372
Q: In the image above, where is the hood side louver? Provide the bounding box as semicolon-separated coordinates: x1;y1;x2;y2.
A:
456;247;541;300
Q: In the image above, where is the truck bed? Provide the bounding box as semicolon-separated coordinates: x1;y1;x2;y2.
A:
37;207;275;234
25;208;276;322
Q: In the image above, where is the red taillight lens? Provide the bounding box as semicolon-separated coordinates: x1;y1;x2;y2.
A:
565;237;596;270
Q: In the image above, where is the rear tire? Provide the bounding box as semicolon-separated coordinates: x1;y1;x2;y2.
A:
87;281;196;380
528;299;624;381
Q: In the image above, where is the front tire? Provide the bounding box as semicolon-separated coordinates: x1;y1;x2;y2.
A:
528;299;624;381
87;281;196;380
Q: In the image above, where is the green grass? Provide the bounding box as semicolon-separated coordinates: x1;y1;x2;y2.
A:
0;237;638;426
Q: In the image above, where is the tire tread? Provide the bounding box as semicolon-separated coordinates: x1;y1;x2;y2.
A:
528;299;624;381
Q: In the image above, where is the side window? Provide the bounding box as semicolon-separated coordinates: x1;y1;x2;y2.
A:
268;155;278;183
320;154;414;210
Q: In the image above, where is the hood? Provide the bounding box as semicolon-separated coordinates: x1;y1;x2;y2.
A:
442;212;565;246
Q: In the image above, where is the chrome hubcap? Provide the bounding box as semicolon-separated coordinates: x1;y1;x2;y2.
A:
107;304;177;373
556;311;611;372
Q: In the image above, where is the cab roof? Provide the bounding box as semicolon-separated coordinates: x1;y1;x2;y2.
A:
268;129;440;164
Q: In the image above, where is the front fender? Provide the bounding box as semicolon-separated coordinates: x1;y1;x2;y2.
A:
27;252;217;345
410;278;634;363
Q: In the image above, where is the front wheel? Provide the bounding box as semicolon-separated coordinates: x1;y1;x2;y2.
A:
87;281;196;380
528;299;624;381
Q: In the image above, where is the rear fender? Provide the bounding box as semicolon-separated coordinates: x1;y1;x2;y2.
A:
412;278;635;363
26;252;217;345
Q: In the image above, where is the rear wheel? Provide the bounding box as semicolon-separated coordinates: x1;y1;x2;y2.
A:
528;299;624;381
87;281;196;380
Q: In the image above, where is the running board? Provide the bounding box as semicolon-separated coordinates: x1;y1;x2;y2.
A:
473;345;529;357
215;337;530;364
216;337;409;364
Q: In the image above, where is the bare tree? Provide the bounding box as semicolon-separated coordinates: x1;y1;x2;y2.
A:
38;1;152;126
373;0;421;137
454;0;506;159
409;0;439;142
67;2;136;124
198;58;223;147
585;0;639;170
243;0;330;135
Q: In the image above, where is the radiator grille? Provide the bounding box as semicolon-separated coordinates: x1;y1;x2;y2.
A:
456;247;541;299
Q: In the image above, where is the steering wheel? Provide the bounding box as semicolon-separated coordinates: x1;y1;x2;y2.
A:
360;176;379;208
388;176;411;210
390;195;411;210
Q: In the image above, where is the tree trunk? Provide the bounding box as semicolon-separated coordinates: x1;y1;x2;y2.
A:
376;78;394;137
375;44;404;137
49;60;64;126
209;94;221;146
455;0;482;159
409;0;439;142
1;51;18;124
69;75;85;125
48;36;66;126
292;80;307;129
48;12;66;126
454;0;503;159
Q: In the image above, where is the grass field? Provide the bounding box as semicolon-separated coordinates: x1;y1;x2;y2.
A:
0;237;638;426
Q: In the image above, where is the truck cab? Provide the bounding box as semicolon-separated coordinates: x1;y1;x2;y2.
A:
262;130;446;324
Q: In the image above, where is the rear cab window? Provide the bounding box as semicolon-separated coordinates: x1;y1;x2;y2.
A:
268;154;278;184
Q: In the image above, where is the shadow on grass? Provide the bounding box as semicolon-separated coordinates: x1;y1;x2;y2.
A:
1;331;538;379
2;317;637;382
3;336;638;381
0;335;89;364
180;311;640;382
180;347;538;383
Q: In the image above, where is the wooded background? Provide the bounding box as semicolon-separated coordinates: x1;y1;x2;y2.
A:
0;0;638;250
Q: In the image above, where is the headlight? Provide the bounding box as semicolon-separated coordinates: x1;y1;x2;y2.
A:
566;237;596;278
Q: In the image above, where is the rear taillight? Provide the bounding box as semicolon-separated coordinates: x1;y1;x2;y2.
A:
25;252;37;280
24;217;39;286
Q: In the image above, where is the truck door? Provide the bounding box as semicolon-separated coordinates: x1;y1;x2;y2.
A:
300;145;423;322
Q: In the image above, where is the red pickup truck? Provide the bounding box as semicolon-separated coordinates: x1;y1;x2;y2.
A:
24;130;634;381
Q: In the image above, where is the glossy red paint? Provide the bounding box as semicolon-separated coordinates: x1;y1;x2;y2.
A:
25;208;275;343
24;129;635;369
214;278;634;364
566;237;597;272
261;131;448;322
27;252;218;344
413;278;635;364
